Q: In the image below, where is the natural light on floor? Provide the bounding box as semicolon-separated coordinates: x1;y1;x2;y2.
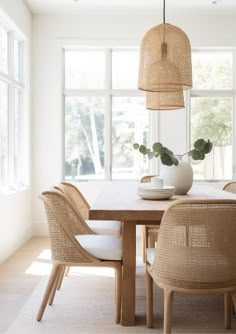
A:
24;249;115;277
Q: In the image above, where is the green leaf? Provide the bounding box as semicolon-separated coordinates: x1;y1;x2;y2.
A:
194;138;206;152
148;151;155;160
202;140;213;154
139;145;147;154
133;143;139;150
190;149;205;160
155;152;160;158
152;142;163;153
172;156;179;166
160;153;174;166
160;147;173;156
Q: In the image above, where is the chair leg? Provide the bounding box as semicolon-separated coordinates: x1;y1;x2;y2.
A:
57;265;66;290
231;291;236;316
224;292;231;329
48;265;64;306
142;225;147;263
232;294;236;316
65;266;70;276
146;269;153;328
149;235;156;248
37;263;61;321
115;265;122;324
163;289;173;334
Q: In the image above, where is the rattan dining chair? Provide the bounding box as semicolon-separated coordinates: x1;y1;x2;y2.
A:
146;199;236;334
223;181;236;316
37;191;122;323
140;175;160;262
58;182;122;238
55;182;122;277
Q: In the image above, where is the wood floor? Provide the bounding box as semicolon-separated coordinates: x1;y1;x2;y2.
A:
0;236;143;333
0;237;50;333
2;236;236;334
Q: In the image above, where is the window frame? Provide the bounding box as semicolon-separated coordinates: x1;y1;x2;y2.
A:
63;47;159;181
0;9;29;192
188;49;235;181
63;46;235;181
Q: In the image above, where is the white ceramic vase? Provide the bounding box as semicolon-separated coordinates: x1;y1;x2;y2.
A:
160;158;193;195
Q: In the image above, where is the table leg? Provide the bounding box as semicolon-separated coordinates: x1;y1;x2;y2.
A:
121;221;136;326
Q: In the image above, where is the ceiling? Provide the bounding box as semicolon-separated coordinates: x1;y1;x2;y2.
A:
24;0;236;15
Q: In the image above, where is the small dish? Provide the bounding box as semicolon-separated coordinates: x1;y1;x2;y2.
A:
137;191;175;200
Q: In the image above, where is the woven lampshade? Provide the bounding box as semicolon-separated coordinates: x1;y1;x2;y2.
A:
138;23;192;92
146;91;184;110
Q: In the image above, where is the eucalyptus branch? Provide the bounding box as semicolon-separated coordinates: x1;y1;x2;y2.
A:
133;139;213;167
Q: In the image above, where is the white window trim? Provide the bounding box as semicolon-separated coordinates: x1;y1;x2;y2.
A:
63;46;235;181
188;48;235;180
0;9;29;192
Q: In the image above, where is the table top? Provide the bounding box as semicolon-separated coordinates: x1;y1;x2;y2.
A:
89;182;236;222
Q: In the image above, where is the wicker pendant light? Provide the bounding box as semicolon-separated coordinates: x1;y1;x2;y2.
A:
138;0;192;92
146;91;184;110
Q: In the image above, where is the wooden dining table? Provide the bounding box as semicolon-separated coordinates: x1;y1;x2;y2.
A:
88;182;236;326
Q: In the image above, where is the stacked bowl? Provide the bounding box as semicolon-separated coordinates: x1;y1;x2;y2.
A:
137;184;175;200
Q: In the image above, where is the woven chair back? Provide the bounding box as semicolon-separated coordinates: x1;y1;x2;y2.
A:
59;182;90;220
40;191;97;264
152;199;236;289
223;181;236;194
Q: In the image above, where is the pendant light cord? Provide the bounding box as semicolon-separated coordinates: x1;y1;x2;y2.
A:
163;0;166;24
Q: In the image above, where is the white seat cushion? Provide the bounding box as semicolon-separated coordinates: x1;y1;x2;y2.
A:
146;248;156;265
75;234;122;261
86;220;121;237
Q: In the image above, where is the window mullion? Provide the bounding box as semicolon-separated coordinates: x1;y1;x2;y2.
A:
104;48;112;180
191;89;234;97
8;31;15;188
233;51;236;179
186;90;191;164
150;109;159;174
63;89;105;96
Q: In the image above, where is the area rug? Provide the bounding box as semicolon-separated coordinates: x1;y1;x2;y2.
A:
5;257;236;334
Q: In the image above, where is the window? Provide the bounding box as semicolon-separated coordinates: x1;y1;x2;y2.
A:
0;10;29;191
64;48;235;181
64;49;149;180
190;52;233;180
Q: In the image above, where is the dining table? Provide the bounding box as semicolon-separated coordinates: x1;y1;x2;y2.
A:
88;181;236;326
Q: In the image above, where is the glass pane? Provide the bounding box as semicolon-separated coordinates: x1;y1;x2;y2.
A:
192;52;233;90
0;25;8;74
65;51;105;89
112;51;139;89
13;88;20;185
191;97;232;180
65;96;105;179
112;97;149;179
0;81;8;190
14;38;20;81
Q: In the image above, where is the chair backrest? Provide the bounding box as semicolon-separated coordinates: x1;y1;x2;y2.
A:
223;181;236;194
58;182;90;220
40;191;97;264
140;175;158;183
152;199;236;290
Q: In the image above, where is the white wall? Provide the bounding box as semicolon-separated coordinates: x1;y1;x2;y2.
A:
32;13;236;235
0;0;32;263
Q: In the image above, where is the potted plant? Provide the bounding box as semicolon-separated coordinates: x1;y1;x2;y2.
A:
133;138;213;194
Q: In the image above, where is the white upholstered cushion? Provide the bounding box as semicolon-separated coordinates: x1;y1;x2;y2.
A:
146;248;156;265
86;220;121;237
75;234;122;261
